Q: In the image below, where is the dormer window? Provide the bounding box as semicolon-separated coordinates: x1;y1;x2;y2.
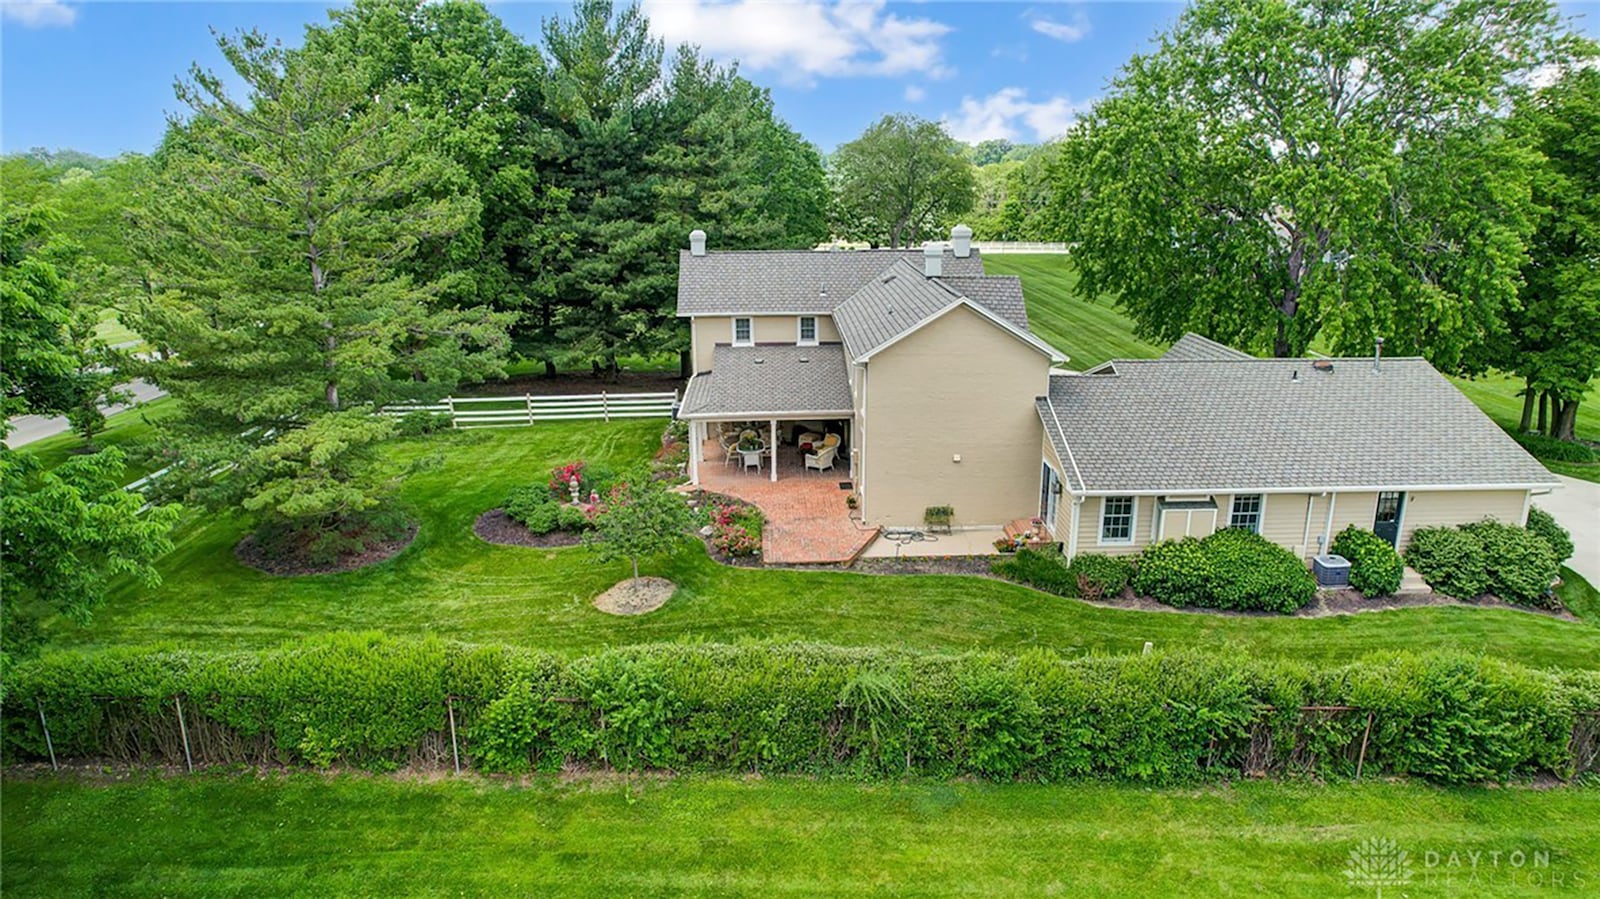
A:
732;317;753;346
798;316;818;346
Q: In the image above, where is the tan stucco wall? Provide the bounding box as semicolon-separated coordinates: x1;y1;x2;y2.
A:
860;304;1051;527
690;315;841;371
1058;488;1532;561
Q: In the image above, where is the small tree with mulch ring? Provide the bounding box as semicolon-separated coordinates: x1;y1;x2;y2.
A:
587;471;693;581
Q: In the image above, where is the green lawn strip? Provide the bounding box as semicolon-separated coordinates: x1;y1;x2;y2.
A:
92;306;139;346
981;254;1164;369
50;421;1600;668
4;774;1597;897
1449;371;1599;443
1559;567;1600;623
12;397;177;485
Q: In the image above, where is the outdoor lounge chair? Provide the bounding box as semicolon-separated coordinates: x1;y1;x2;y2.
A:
805;444;838;473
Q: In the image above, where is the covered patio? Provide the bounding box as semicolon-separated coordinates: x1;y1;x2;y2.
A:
680;344;874;563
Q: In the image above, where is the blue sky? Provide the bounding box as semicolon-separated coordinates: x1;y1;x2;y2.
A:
3;1;1598;158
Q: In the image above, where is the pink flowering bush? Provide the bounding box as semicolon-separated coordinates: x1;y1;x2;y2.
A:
708;501;764;557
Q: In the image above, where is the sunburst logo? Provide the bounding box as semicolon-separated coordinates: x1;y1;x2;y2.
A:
1345;837;1414;896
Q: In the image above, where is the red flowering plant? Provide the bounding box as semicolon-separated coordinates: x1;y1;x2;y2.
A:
548;461;587;501
707;500;764;557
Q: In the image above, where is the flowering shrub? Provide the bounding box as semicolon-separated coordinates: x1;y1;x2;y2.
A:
548;461;587;500
708;501;764;557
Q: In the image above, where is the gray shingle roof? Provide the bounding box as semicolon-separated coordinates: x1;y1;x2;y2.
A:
938;275;1029;331
680;344;852;418
1161;332;1253;361
676;247;986;315
1038;358;1556;493
830;258;966;360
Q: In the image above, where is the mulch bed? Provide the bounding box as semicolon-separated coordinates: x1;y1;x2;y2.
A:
1057;584;1578;621
851;557;997;576
472;509;585;549
593;577;677;615
235;523;419;577
688;490;765;567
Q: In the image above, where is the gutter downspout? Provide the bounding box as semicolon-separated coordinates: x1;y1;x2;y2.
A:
1067;496;1084;561
1322;492;1339;555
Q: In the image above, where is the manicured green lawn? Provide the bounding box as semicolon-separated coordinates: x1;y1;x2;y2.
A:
4;774;1597;896
981;254;1164;369
12;397;177;484
51;422;1600;667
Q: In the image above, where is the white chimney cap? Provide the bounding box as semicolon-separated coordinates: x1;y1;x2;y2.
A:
950;224;973;258
689;229;707;256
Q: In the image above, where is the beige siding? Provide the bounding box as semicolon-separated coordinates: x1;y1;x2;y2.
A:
861;305;1051;527
1042;437;1075;551
1081;495;1157;557
1397;490;1527;546
1067;489;1532;561
691;315;840;371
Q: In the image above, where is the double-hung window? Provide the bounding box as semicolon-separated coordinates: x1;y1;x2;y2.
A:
732;317;753;346
1229;494;1263;533
1100;496;1135;544
798;316;818;345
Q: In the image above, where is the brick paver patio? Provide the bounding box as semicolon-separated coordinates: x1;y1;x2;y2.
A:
696;439;877;565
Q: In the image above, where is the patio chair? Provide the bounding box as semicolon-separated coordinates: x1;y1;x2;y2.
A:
805;444;838;473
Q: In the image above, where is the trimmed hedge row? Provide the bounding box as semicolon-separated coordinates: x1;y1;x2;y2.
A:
1406;522;1560;605
1135;529;1317;613
5;634;1597;785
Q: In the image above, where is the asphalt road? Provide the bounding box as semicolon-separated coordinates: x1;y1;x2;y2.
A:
1536;477;1600;586
3;379;167;448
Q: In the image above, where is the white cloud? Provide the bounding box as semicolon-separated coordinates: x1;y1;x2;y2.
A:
642;0;953;86
2;0;77;28
904;84;926;103
1028;10;1091;44
940;88;1091;143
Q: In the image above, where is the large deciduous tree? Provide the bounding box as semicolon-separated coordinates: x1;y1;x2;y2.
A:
1047;0;1574;362
134;30;512;557
1507;66;1600;440
830;114;976;248
1;196;178;652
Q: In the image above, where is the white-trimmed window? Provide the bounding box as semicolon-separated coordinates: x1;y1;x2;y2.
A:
1099;496;1136;544
798;315;818;345
1229;494;1263;533
732;317;753;346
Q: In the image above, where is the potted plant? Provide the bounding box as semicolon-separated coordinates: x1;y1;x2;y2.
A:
845;494;859;511
924;505;954;534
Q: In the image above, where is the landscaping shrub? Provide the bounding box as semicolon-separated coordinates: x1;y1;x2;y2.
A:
1405;527;1489;599
1065;553;1133;601
395;410;453;436
991;548;1075;596
1459;521;1559;606
503;486;593;535
1135;530;1315;613
1330;526;1404;596
1509;430;1597;464
707;500;763;557
1526;506;1574;564
6;636;1596;784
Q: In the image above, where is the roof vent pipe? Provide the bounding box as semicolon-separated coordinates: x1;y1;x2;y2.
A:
1373;336;1384;372
689;229;707;256
951;224;973;258
922;243;943;278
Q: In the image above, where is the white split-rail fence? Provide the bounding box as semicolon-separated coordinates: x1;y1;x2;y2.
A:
379;390;679;430
969;241;1072;254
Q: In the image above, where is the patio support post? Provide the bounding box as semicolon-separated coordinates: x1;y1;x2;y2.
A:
770;419;779;481
688;421;700;484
